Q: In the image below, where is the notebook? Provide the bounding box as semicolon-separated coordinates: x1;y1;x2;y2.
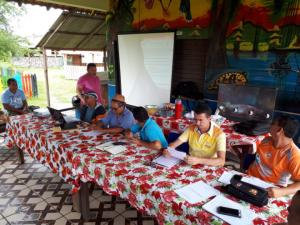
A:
203;195;257;225
175;181;220;204
96;142;127;155
152;155;181;169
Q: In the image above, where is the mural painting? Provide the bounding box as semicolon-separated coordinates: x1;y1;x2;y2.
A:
107;0;300;113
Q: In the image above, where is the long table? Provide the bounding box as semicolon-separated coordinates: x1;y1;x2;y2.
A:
72;143;290;224
5;114;290;224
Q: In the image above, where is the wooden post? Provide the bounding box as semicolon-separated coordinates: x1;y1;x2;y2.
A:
43;48;51;107
103;48;107;71
72;182;90;220
16;147;25;164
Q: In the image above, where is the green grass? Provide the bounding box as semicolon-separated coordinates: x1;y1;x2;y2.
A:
0;65;77;108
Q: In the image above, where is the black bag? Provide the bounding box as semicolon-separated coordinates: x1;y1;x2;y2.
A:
233;121;271;136
222;175;268;207
173;81;203;99
72;96;81;108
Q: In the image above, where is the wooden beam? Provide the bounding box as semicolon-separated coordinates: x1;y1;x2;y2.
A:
45;30;105;36
41;13;71;48
38;0;110;12
43;48;51;107
75;22;107;49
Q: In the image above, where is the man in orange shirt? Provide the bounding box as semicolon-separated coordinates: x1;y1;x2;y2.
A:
248;115;300;198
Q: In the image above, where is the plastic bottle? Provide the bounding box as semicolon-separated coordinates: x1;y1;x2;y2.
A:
175;98;183;119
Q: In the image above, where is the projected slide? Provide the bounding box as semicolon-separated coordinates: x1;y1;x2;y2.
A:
118;32;175;106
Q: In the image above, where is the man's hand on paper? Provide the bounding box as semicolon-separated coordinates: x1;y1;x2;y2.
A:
163;149;171;158
131;137;141;145
90;123;104;132
124;130;133;139
267;187;283;198
184;155;201;165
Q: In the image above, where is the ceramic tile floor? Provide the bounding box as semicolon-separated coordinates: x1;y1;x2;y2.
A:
0;138;158;225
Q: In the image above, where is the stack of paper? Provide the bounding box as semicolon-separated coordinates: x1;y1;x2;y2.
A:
167;147;187;160
218;171;275;189
96;142;127;155
152;155;181;169
218;171;241;185
241;177;275;189
82;130;103;137
175;181;220;204
203;195;257;225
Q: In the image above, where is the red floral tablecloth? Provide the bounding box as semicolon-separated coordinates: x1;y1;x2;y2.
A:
153;116;267;153
4;114;122;182
72;147;290;225
5;114;289;224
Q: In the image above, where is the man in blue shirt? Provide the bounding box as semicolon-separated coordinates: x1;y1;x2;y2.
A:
80;91;106;124
1;78;28;115
93;94;135;133
125;107;168;150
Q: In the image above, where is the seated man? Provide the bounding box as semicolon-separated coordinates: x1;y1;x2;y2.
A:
248;115;300;198
164;103;226;166
80;91;106;124
1;78;28;115
125;106;168;150
93;94;135;133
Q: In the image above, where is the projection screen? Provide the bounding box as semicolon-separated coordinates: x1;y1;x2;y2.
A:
118;32;175;106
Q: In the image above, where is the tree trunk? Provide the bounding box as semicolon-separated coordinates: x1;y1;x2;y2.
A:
206;0;240;71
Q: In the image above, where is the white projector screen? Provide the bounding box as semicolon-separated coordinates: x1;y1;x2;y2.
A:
118;32;175;106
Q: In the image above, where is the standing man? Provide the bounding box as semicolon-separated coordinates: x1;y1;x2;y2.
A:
77;63;103;108
93;94;135;134
1;78;28;115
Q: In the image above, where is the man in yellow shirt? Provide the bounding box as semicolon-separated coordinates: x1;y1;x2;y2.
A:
164;103;226;166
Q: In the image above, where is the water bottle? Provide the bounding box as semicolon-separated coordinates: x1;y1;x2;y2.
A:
175;98;183;119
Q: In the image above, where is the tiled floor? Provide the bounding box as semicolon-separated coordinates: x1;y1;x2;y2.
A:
0;138;158;225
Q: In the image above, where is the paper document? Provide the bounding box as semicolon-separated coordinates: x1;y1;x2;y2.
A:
104;145;126;155
152;155;181;169
203;195;257;225
218;171;275;189
218;171;241;185
96;141;114;149
64;115;80;123
175;181;220;204
96;142;127;155
167;147;186;160
241;177;275;189
82;130;103;137
33;108;50;117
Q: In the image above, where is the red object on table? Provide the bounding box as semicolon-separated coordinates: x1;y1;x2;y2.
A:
175;99;183;119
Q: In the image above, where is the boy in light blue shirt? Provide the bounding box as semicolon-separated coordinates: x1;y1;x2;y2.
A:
125;107;168;150
1;78;28;115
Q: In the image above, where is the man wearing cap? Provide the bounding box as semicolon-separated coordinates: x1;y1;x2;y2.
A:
93;94;135;133
80;91;106;124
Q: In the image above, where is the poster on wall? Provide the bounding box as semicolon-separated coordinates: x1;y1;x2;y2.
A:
203;0;300;114
118;32;175;106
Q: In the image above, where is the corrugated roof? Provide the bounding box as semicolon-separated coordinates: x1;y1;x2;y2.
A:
7;0;109;14
36;11;107;51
